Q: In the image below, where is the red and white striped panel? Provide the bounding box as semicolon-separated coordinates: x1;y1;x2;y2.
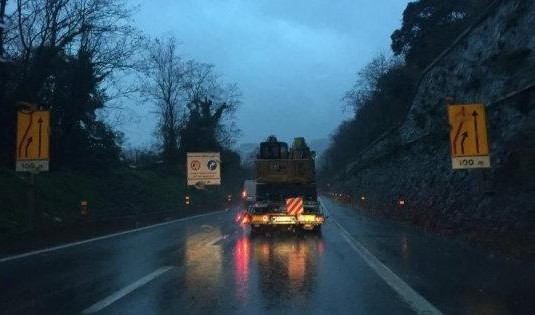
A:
285;197;304;215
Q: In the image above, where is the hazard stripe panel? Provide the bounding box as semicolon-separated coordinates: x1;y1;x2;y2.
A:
285;197;304;215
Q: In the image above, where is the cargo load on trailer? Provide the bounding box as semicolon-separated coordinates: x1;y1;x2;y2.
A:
239;136;324;233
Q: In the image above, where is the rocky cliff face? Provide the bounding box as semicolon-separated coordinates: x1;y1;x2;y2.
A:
336;0;535;257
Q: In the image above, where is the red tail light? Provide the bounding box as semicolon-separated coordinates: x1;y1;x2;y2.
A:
236;212;249;224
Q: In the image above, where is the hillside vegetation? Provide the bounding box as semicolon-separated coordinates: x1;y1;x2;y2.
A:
0;0;246;236
0;165;243;235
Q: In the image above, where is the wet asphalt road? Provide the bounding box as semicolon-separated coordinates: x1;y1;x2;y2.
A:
2;197;535;314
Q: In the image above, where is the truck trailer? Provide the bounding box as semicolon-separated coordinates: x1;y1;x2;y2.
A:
240;136;324;233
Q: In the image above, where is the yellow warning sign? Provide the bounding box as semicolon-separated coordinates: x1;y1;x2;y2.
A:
447;104;490;169
16;110;50;172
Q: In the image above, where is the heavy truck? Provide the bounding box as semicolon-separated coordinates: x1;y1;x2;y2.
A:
239;136;325;233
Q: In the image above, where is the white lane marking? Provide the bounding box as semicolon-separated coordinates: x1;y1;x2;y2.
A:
210;235;226;246
0;210;226;263
82;266;173;314
320;198;443;315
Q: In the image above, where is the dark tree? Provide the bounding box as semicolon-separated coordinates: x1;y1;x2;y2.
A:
138;36;184;166
0;0;136;169
138;36;240;167
179;98;227;155
391;0;487;69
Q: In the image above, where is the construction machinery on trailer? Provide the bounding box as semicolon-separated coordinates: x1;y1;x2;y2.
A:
238;136;324;233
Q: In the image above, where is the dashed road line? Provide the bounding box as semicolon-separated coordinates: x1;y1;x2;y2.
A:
82;266;173;314
0;210;226;263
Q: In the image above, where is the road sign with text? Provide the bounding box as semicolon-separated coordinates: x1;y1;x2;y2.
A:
187;152;221;186
447;104;490;169
16;110;50;172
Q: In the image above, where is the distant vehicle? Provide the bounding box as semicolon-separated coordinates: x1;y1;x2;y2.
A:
242;179;257;208
239;136;324;233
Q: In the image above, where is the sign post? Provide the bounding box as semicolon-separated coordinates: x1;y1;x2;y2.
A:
187;152;221;187
15;106;50;229
447;104;491;169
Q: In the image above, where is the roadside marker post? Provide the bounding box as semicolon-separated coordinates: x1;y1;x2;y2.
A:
80;201;88;218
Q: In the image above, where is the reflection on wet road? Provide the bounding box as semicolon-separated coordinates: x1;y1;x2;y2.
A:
249;233;323;309
2;198;535;314
185;226;223;297
233;236;250;304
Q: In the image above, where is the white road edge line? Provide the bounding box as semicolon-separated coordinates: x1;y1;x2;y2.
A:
0;210;226;263
82;266;173;314
320;198;443;315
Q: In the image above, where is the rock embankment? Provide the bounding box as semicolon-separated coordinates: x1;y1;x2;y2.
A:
335;0;535;258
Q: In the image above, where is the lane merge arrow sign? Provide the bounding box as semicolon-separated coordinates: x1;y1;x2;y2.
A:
447;104;490;169
16;110;50;172
471;110;480;153
38;117;44;157
460;131;468;154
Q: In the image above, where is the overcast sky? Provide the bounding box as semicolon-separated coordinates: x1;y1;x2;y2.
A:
122;0;409;147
